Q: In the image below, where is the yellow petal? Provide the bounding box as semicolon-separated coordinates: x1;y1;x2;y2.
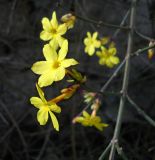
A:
106;59;114;68
84;38;89;45
87;45;95;56
40;31;52;41
83;111;90;118
49;111;59;131
74;117;84;123
31;61;51;74
94;40;101;48
43;44;57;61
30;97;44;109
101;46;108;53
38;72;54;87
57;36;65;47
87;32;91;38
54;67;65;81
109;56;120;64
37;108;49;125
108;48;117;55
41;17;52;32
61;59;78;68
99;58;106;65
51;11;58;29
93;32;98;39
58;40;68;61
96;51;102;57
49;39;59;50
57;24;67;35
36;83;47;102
48;103;61;113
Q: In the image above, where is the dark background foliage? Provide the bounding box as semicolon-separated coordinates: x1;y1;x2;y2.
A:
0;0;155;159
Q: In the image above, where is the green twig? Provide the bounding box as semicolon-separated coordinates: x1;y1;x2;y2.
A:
75;15;130;30
126;95;155;127
98;142;112;160
109;0;137;159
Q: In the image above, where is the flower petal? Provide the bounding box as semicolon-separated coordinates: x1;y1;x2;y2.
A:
87;45;95;56
30;97;44;109
37;108;49;125
83;111;90;118
109;56;120;64
41;17;52;32
49;111;59;131
31;61;51;74
36;83;47;102
75;117;84;123
57;24;67;35
87;32;91;38
38;72;54;87
93;32;98;39
49;39;59;50
43;44;57;61
51;11;58;29
61;59;78;68
54;67;65;81
57;36;65;47
58;40;68;61
40;31;52;41
108;48;117;55
94;40;101;48
48;103;61;113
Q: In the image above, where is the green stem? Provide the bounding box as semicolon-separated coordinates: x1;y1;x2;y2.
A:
98;142;112;160
75;15;130;30
126;95;155;127
108;1;137;159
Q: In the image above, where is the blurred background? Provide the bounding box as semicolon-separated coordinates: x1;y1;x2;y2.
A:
0;0;155;159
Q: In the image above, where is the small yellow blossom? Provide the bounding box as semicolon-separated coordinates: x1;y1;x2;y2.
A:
74;111;108;131
84;32;101;56
148;41;155;59
100;36;110;45
96;46;120;68
61;13;76;29
31;40;78;87
30;84;61;131
40;11;67;49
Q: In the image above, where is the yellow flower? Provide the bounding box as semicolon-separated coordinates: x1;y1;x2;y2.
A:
30;84;61;131
40;11;67;49
31;40;78;87
96;46;120;68
74;111;108;131
61;13;76;29
84;32;101;56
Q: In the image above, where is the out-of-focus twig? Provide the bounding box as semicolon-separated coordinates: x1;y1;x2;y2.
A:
109;0;137;159
126;95;155;127
0;100;29;160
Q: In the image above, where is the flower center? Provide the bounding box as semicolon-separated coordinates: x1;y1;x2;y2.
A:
44;105;50;111
51;29;57;35
52;61;60;69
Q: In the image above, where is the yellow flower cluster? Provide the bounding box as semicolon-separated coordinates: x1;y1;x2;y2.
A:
30;11;78;131
74;111;108;131
83;32;120;68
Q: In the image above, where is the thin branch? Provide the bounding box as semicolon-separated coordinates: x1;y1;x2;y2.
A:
6;0;17;34
0;100;29;160
115;143;129;160
126;95;155;127
112;9;130;39
98;142;112;160
109;1;137;159
75;14;130;30
36;127;51;160
135;29;155;41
